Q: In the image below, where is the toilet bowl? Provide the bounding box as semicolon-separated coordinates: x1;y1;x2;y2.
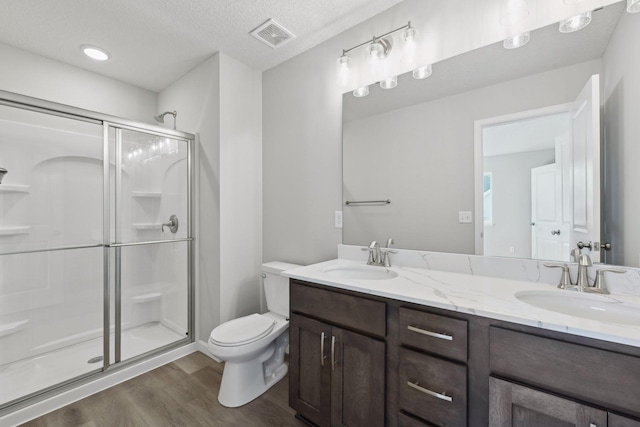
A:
207;261;301;407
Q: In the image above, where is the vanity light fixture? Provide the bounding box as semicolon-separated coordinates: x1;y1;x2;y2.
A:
81;45;110;61
353;86;370;97
628;0;640;13
503;31;530;49
558;11;592;33
338;21;416;75
380;75;398;89
412;64;433;79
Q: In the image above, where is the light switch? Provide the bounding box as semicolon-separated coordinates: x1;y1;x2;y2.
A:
459;211;473;224
335;211;343;228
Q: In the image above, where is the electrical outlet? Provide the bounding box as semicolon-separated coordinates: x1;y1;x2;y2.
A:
335;211;343;228
458;211;473;224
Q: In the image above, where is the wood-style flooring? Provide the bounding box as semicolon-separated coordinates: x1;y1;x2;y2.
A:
23;351;306;427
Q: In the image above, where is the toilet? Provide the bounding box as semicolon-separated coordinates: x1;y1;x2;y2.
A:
207;261;301;407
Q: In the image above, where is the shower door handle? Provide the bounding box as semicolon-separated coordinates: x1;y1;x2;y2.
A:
162;215;179;233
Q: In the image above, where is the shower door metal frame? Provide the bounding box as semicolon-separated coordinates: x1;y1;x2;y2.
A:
0;89;195;412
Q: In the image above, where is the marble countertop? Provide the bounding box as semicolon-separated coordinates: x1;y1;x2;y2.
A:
283;258;640;348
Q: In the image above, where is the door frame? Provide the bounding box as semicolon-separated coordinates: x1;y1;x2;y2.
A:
473;103;572;255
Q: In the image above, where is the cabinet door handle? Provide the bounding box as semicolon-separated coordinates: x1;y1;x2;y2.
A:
407;381;453;402
407;325;453;341
331;335;337;371
320;332;326;367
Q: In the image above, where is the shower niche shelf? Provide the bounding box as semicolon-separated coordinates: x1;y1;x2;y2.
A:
0;226;31;236
132;191;161;199
0;184;30;193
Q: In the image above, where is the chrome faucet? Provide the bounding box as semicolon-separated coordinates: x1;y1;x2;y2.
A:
575;253;592;292
362;241;382;265
380;238;398;267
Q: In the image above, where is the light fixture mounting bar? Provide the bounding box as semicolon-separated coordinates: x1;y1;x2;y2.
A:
342;21;412;55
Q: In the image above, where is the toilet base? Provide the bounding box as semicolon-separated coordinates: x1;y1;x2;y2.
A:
217;332;289;407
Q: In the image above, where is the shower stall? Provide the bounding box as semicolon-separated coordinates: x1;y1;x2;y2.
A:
0;91;194;410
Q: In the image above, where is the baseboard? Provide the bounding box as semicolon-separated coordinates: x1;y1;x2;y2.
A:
0;342;197;427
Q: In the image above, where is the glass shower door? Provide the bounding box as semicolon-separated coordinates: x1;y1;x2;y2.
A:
0;105;105;408
109;127;191;364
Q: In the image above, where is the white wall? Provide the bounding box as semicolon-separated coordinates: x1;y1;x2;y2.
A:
0;43;157;123
484;150;555;258
158;52;263;337
341;60;601;254
262;0;615;265
602;11;640;267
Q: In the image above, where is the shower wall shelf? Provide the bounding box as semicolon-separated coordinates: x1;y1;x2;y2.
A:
0;226;31;236
0;185;30;193
131;223;162;230
0;319;30;337
132;293;162;303
131;191;161;198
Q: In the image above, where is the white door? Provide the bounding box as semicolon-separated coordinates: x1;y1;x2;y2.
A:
570;75;601;262
531;163;562;260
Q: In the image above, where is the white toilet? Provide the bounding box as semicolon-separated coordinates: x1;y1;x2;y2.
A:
207;261;301;408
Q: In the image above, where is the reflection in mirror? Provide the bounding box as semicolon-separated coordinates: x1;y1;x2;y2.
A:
342;1;640;266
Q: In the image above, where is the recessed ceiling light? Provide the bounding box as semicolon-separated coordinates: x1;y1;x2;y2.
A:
81;45;110;61
503;32;531;49
558;11;592;33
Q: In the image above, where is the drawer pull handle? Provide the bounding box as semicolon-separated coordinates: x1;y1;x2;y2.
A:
320;332;326;367
407;381;453;402
407;325;453;341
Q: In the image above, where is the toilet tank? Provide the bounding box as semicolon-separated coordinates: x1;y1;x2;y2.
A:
262;262;302;317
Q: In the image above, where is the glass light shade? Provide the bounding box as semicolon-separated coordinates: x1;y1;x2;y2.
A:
81;45;110;61
412;64;433;80
403;26;417;42
503;32;530;49
367;40;385;60
380;76;398;90
628;0;640;13
353;86;370;97
337;54;351;70
558;11;592;33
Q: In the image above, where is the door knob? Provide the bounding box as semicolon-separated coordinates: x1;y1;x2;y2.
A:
577;241;592;250
602;242;612;251
161;215;179;233
551;230;561;236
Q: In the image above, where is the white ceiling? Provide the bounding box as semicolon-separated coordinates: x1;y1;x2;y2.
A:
0;0;404;92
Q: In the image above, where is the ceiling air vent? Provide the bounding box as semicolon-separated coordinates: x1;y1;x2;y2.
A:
250;19;295;49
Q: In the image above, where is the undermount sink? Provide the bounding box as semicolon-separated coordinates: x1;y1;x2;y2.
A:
515;290;640;326
321;265;399;281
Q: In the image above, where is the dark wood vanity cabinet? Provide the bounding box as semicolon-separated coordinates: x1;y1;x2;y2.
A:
289;279;640;427
289;282;386;427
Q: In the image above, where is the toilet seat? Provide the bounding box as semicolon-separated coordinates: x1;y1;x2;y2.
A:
210;314;275;347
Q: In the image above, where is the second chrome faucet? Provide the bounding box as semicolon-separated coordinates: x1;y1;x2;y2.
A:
362;238;398;267
545;252;625;294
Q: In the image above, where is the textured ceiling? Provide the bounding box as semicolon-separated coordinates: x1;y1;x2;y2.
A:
0;0;404;92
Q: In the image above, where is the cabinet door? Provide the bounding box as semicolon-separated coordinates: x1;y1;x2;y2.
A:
289;313;331;427
489;377;607;427
610;413;640;427
331;327;385;427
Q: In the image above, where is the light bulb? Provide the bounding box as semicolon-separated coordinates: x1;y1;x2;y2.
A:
503;32;530;49
559;11;592;33
403;26;417;43
380;76;398;90
412;65;433;79
353;86;370;97
628;0;640;13
368;40;385;60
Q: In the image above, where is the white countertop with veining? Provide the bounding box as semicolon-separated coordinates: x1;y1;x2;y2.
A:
283;258;640;348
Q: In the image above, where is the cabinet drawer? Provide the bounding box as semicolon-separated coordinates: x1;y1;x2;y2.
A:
490;327;640;418
399;348;467;427
290;281;386;337
399;307;467;362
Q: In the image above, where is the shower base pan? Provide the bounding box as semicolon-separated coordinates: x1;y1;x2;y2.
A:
0;322;184;406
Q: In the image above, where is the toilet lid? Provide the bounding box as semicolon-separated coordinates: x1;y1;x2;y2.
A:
210;313;276;346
